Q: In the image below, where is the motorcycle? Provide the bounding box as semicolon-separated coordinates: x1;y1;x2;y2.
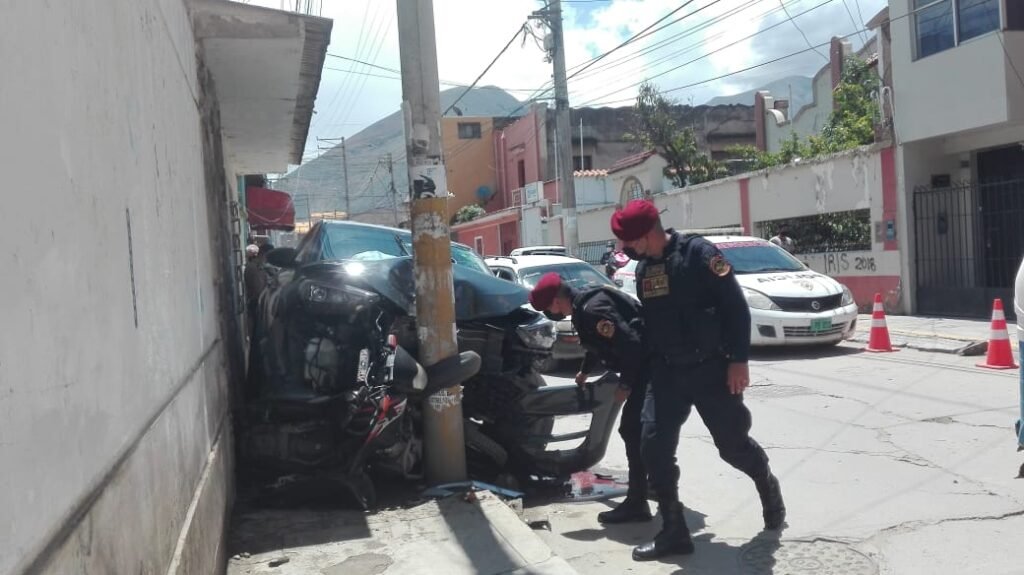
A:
242;249;624;507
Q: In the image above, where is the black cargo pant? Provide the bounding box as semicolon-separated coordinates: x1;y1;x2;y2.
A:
641;356;770;502
619;375;648;495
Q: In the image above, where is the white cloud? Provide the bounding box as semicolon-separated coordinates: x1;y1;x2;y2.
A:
247;0;888;159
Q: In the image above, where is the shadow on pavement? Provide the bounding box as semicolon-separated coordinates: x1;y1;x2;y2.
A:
665;530;782;575
555;505;709;549
228;474;417;558
435;492;536;574
750;343;863;362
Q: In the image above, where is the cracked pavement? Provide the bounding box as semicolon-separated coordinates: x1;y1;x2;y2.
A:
532;343;1024;574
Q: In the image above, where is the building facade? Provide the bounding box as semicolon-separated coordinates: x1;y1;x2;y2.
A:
890;0;1024;317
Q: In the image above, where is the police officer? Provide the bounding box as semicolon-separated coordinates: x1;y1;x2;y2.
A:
529;272;652;523
610;200;786;561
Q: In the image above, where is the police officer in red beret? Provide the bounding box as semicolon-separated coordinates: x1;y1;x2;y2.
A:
610;200;786;561
529;272;653;524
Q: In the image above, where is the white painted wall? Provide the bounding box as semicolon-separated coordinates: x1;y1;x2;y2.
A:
763;70;834;153
890;0;1021;142
0;1;232;573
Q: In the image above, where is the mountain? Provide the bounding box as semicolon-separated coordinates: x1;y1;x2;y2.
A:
273;86;523;226
705;75;814;117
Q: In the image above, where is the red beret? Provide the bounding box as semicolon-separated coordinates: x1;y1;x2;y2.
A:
528;272;563;310
611;200;659;241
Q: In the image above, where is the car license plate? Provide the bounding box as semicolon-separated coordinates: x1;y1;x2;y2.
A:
810;318;832;333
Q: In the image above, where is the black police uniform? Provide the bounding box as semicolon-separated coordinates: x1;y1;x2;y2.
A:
571;285;652;522
632;230;785;560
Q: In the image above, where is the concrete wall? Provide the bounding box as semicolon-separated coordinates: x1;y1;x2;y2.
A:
497;106;546;210
442;117;497;218
608;156;673;205
579;146;904;311
0;1;236;573
890;0;1023;142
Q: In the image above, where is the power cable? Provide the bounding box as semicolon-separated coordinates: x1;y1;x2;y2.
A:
779;0;829;62
443;22;528;116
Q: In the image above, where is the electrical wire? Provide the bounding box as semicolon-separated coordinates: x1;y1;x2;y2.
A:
779;0;830;62
443;23;528;116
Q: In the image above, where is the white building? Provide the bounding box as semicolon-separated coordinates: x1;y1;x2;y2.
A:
890;0;1024;317
0;1;330;573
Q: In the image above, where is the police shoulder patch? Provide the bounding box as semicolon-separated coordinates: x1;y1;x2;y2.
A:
709;254;732;277
596;319;615;338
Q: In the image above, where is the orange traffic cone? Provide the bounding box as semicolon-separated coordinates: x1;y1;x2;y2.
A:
977;299;1018;370
866;293;898;353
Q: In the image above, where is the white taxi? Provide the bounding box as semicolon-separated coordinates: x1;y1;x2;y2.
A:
615;235;858;346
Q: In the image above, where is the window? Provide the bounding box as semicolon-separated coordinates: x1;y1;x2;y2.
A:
493;268;516;282
517;160;526;188
518;263;615;290
474;237;484;255
457;122;482;139
913;0;1001;59
716;242;806;274
573;155;593;171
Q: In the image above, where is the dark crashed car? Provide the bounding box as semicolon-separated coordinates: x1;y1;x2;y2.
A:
248;220;557;401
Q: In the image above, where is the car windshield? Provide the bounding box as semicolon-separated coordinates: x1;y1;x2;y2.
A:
716;241;806;274
319;223;491;274
321;224;410;261
519;262;615;290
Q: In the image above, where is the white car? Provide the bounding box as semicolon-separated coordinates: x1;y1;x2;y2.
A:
486;254;627;368
616;235;858;346
509;245;568;257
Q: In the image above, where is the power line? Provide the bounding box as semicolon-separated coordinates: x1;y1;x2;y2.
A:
575;0;840;107
587;24;884;108
443;23;527;116
779;0;829;62
565;0;701;80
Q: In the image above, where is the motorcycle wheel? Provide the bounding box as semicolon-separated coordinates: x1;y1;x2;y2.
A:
465;421;508;468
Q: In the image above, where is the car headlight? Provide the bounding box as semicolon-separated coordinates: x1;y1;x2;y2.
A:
743;287;781;311
516;314;556;349
841;285;855;306
299;280;377;308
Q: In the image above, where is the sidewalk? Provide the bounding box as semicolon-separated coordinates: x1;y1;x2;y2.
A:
849;313;1019;354
227;490;578;575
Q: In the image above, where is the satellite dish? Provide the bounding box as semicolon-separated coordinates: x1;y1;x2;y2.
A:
476;185;494;201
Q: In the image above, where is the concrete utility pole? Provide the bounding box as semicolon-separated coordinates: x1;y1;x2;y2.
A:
547;0;578;256
396;0;466;483
341;137;351;219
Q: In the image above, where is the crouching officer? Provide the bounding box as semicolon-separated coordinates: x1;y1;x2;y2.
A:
610;200;786;561
529;272;653;523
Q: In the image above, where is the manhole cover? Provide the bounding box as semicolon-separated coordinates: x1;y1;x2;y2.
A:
739;539;878;575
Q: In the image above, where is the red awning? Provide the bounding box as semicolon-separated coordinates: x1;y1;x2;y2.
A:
246;187;295;231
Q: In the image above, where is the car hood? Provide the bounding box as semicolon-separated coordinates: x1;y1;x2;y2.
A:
737;270;843;297
298;256;530;320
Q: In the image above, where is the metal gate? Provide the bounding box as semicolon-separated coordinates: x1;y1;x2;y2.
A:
913;180;1024;318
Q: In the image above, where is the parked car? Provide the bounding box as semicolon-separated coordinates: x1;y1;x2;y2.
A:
486;254;631;370
616;235;857;346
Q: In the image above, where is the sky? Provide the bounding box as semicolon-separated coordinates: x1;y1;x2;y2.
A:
246;0;889;166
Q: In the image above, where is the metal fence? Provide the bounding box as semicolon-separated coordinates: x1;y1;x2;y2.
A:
913;179;1024;317
755;209;872;255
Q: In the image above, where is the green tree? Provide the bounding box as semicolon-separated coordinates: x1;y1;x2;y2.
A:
729;56;880;170
453;204;486;224
628;83;727;187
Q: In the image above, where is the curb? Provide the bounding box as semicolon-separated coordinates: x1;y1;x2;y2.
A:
849;331;991;355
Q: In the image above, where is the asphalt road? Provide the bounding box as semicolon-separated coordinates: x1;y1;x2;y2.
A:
531;343;1024;575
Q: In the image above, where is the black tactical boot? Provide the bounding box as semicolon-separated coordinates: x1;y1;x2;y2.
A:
756;474;786;530
598;495;652;524
632;501;694;561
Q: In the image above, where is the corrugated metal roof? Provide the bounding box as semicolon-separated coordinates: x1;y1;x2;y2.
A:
608;150;658;174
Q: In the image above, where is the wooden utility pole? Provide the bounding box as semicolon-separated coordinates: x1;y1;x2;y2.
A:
396;0;466;483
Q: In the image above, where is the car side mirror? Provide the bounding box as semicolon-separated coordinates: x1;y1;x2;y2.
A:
266;247;298;269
